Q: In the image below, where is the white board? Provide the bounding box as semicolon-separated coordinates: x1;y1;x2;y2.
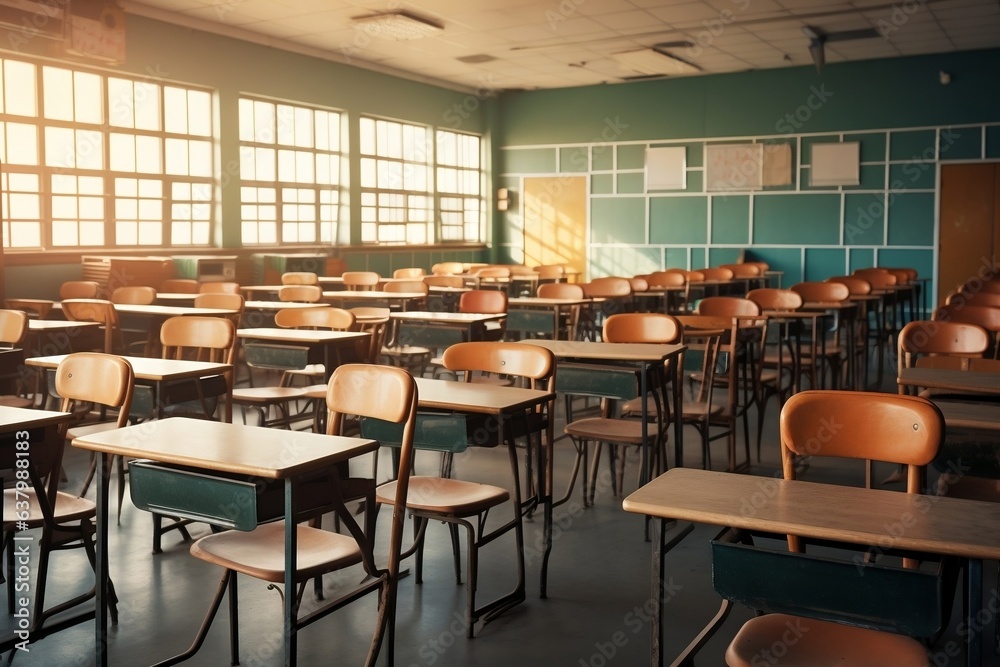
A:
646;146;686;190
811;142;860;186
706;143;763;191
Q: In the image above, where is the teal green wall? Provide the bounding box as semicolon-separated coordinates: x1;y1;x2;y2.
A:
495;49;1000;301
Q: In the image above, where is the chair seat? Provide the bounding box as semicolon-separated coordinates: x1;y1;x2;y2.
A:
67;421;121;439
376;476;508;516
190;521;363;583
232;386;308;404
0;395;33;409
726;614;929;667
3;489;96;525
564;417;646;445
681;400;725;419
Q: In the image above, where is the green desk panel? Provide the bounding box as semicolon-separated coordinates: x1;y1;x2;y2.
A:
753;194;841;245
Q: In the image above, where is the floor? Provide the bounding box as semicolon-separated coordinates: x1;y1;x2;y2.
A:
1;348;986;666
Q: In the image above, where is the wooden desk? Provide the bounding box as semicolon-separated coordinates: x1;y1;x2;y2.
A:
322;290;427;309
414;377;556;599
72;417;379;666
623;467;1000;667
26;354;234;422
897;367;1000;396
0;406;74;651
236;328;370;382
389;311;505;349
507;297;589;340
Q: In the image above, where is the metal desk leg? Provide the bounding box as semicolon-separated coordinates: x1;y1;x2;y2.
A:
284;478;299;666
96;453;110;667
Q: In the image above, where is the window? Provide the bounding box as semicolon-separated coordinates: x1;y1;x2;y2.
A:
0;56;214;249
239;97;343;246
359;117;483;245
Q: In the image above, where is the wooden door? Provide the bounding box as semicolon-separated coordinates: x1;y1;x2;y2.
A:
938;163;1000;305
523;177;587;280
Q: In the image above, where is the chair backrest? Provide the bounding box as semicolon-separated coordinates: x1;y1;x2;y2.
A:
720;263;760;278
646;271;686;288
0;309;28;347
326;364;417;580
947;290;1000;309
780;390;942;497
700;267;734;281
898;320;989;370
61;299;121;354
934;303;1000;334
274;306;355;331
278;285;322;303
746;288;803;312
159;278;199;293
384;280;429;295
423;275;464;288
442;341;554;391
697;296;761;317
603;313;681;344
826;276;872;296
111;285;157;305
4;299;55;320
627;277;649;293
684;270;706;283
160;316;237;365
459;289;507;314
853;269;896;290
744;261;769;273
349;307;391;364
393;267;425;279
790;281;850;304
59;280;101;300
193;292;245;311
431;261;465;275
887;268;912;285
198;281;241;294
281;272;319;285
475;266;510;280
581;277;631;298
341;271;380;291
537;283;584;299
535;264;565;280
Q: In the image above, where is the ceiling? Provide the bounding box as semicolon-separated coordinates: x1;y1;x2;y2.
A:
124;0;1000;92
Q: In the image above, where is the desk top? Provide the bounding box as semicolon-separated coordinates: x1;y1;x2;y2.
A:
0;405;71;430
323;290;426;301
237;328;370;344
623;468;1000;561
72;417;377;479
26;355;231;382
509;297;590;307
113;304;238;317
244;300;326;311
28;320;100;331
897;367;1000;395
415;377;554;415
933;399;1000;431
521;339;685;363
390;311;505;324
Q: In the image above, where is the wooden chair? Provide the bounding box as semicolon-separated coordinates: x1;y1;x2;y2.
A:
431;261;464;276
61;299;124;355
933;303;1000;358
59;280;101;300
193;292;245;327
721;390;946;667
281;271;318;285
392;267;425;279
111;286;158;354
537;282;585;340
375;342;552;637
579;277;632;340
159;364;418;666
158;278;199;293
198;281;241;295
3;353;132;640
423;275;464;288
278;284;323;303
110;286;156;305
349;307;391;365
341;271;380;291
473;265;510;291
0;309;32;409
789;281;851;388
384;280;428;310
274;306;357;386
562;313;677;505
458;289;507;341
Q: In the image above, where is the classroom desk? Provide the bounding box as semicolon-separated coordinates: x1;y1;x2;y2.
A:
897;367;1000;396
26;354;234;422
26;319;101;356
153;292;199;305
623;467;1000;667
236;328;370;382
507;296;589;340
322;290;427;311
413;377;557;598
519;339;686;479
72;417;379;666
389;311;506;349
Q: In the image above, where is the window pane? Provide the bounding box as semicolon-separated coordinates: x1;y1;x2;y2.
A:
7;124;38;165
110;133;136;171
164;87;188;133
136;135;162;173
75;71;102;124
254;100;274;143
188;89;211;136
76;130;103;169
45;127;75;167
165;138;188;175
43;67;73;121
5;60;36;116
134;82;160;131
108;78;134;127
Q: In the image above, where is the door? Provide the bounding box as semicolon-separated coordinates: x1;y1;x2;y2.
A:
522;177;587;280
938;163;1000;305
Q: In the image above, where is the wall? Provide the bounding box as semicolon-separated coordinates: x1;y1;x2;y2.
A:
493;48;1000;299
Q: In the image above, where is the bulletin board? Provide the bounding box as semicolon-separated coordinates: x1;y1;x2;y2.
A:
706;143;764;191
646;146;686;190
811;142;860;186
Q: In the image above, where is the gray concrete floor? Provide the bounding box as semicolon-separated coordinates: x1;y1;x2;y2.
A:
0;351;984;666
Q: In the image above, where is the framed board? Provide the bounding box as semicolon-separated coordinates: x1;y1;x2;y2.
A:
811;142;860;186
706;143;763;191
646;146;686;190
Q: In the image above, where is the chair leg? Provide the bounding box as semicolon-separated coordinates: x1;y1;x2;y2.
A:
150;570;233;667
587;441;603;506
228;572;240;666
449;524;463;585
553;438;585;508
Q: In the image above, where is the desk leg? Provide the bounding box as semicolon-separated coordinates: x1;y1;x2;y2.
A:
673;358;683;469
540;405;554;599
651;517;666;667
96;453;110;667
284;479;299;666
969;558;983;667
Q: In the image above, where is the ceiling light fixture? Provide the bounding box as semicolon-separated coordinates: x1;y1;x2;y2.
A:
351;11;443;40
611;48;701;76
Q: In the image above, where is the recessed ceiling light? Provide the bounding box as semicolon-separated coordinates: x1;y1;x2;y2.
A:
351;12;443;40
611;48;701;76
